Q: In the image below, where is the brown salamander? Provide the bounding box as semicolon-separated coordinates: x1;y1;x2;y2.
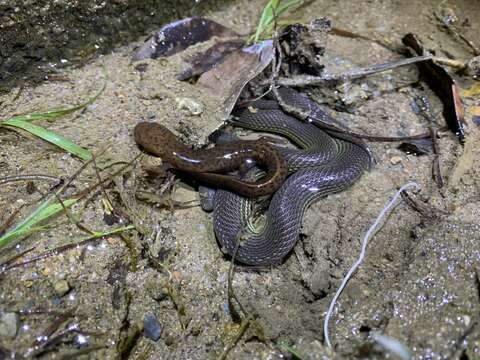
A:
134;122;288;197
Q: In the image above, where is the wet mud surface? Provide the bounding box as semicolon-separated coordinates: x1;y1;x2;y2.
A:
1;0;480;359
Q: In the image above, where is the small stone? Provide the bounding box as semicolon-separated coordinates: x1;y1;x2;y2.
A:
146;279;168;301
146;111;156;119
144;313;162;341
473;115;480;126
0;312;19;339
390;156;402;165
358;194;369;203
337;83;368;106
461;175;475;186
164;332;176;346
176;97;204;116
73;333;89;348
54;280;70;296
467;56;480;78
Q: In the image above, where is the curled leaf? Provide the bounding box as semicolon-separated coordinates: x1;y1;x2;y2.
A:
402;33;465;143
133;17;239;61
177;39;245;81
197;40;274;119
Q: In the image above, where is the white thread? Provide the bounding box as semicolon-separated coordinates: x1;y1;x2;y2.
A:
324;181;420;349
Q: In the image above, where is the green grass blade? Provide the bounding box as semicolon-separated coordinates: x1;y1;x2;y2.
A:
253;0;274;43
0;198;78;249
1;119;92;161
5;83;106;123
78;225;135;240
280;343;305;360
0;83;105;161
252;0;303;43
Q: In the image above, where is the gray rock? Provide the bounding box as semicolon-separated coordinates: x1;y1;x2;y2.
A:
467;55;480;78
54;280;70;296
0;312;19;339
144;313;162;341
176;97;204;116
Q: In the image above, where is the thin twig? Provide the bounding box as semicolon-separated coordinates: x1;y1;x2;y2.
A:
53;191;96;236
217;315;253;360
414;94;444;188
435;10;480;56
1;225;134;272
227;237;248;323
0;204;26;237
0;246;36;268
69;153;140;200
91;151;115;213
272;55;433;87
0;174;63;186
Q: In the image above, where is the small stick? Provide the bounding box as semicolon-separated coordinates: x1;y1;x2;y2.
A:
0;246;35;268
435;10;480;56
0;205;26;237
433;57;467;71
91;151;116;215
217;315;253;360
0;174;63;186
0;226;133;272
33;310;74;345
272;55;433;87
414;95;444;188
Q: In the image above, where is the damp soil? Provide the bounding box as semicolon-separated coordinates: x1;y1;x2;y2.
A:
1;0;480;359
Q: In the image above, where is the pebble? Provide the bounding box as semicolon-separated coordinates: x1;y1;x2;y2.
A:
337;83;368;106
73;333;89;348
390;156;403;165
146;111;156;119
164;332;176;346
54;280;70;296
467;56;480;78
176;97;204;116
0;312;19;339
461;175;475;186
146;279;168;302
144;313;162;341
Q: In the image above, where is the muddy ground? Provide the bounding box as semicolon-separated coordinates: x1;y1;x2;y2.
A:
1;0;480;359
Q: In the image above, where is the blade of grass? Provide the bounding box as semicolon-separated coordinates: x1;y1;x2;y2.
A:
4;83;106;123
253;0;277;43
280;343;306;360
1;119;92;161
0;147;113;250
252;0;302;43
2;225;135;271
0;83;105;161
0;198;78;249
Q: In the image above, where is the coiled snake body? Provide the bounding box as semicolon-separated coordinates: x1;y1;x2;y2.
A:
213;90;372;265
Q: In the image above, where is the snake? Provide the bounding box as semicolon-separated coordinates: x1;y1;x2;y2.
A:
212;88;372;265
134;122;288;197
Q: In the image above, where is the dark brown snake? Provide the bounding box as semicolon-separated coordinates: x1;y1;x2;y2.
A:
212;88;372;265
